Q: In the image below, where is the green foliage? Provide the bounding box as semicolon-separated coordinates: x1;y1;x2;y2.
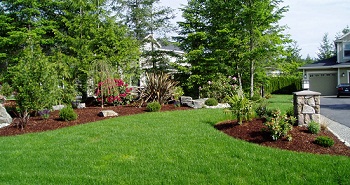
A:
317;33;335;60
264;110;293;141
178;0;288;98
138;72;178;106
0;82;13;97
226;95;254;125
205;98;218;106
308;121;321;134
286;106;294;118
9;41;60;129
315;136;334;147
200;74;238;102
59;106;78;121
38;109;50;120
173;86;184;101
255;99;269;118
266;77;302;94
146;102;161;112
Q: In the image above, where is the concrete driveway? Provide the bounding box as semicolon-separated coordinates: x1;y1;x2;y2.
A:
320;96;350;128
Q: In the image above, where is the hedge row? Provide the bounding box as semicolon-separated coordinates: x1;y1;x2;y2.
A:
265;77;302;94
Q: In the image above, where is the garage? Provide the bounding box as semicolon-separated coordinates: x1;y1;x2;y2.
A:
308;72;337;95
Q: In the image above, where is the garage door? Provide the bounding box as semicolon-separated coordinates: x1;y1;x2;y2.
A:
309;73;337;95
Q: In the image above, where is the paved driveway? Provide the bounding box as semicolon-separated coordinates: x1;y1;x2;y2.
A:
320;96;350;128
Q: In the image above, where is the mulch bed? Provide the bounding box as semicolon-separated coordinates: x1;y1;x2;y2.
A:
215;119;350;157
1;100;350;157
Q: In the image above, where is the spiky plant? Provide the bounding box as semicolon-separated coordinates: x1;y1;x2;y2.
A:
138;72;179;106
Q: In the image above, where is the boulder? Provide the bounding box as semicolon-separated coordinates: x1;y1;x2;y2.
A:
0;104;12;128
52;104;65;111
98;110;118;117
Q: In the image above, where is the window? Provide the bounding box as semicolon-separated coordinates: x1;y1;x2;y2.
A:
344;43;350;58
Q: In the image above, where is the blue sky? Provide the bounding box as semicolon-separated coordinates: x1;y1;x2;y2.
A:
160;0;350;59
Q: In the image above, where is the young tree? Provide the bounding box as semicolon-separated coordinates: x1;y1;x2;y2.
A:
10;39;59;129
316;33;335;60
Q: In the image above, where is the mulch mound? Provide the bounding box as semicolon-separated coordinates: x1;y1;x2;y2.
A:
1;100;350;157
215;119;350;157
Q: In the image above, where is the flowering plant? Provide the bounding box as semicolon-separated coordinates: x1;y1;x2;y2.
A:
95;78;133;106
200;74;238;102
38;109;50;119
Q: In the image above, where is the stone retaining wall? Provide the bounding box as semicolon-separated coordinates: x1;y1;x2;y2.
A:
293;90;321;126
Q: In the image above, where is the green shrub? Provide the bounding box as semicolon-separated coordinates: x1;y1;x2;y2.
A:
286;106;294;117
146;102;161;112
254;98;268;118
173;86;184;101
225;95;254;125
265;117;293;141
200;74;238;102
205;98;218;106
264;110;293;141
59;106;78;121
315;136;334;147
0;82;13;97
308;121;321;134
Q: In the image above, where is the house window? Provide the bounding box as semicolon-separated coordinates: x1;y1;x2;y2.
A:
344;43;350;58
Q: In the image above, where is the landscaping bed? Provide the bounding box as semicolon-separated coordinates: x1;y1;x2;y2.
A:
1;101;349;157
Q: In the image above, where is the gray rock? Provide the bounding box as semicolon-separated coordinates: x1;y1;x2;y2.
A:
98;110;118;117
52;104;65;111
0;104;12;127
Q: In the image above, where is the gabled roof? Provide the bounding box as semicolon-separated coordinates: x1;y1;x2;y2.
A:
335;32;350;43
299;56;350;69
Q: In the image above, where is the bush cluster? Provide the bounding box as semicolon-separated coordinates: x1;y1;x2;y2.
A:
314;136;334;147
225;95;254;125
308;121;321;134
205;98;218;106
263;109;294;141
146;102;161;112
59;106;78;121
200;74;238;102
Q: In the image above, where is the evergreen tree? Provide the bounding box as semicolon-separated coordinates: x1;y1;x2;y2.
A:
178;0;288;97
316;33;335;60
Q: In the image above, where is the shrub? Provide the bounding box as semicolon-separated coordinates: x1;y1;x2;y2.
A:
308;121;321;134
205;98;218;106
38;109;50;120
0;82;13;97
173;86;184;101
264;110;293;141
59;106;78;121
254;98;268;118
200;74;238;102
138;73;178;106
225;95;254;125
315;136;334;147
265;116;293;141
146;102;161;112
95;78;133;107
286;106;294;117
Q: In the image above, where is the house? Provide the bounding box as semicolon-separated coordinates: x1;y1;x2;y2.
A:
139;34;186;86
299;32;350;95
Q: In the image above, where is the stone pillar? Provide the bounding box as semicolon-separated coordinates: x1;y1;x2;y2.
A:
293;90;321;126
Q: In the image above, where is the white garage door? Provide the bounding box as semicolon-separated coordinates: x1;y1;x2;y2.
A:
309;73;337;95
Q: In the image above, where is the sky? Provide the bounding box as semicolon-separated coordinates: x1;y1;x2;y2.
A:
160;0;350;59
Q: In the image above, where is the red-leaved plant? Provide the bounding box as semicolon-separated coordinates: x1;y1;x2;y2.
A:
95;79;133;107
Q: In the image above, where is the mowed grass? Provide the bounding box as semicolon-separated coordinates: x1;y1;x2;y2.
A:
1;102;350;184
267;94;294;113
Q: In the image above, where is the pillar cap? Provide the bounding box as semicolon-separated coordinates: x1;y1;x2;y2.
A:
293;90;321;96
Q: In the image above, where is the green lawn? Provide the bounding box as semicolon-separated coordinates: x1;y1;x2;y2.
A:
267;94;294;113
0;98;350;184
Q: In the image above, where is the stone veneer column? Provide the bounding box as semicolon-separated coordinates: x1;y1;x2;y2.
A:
293;90;321;126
